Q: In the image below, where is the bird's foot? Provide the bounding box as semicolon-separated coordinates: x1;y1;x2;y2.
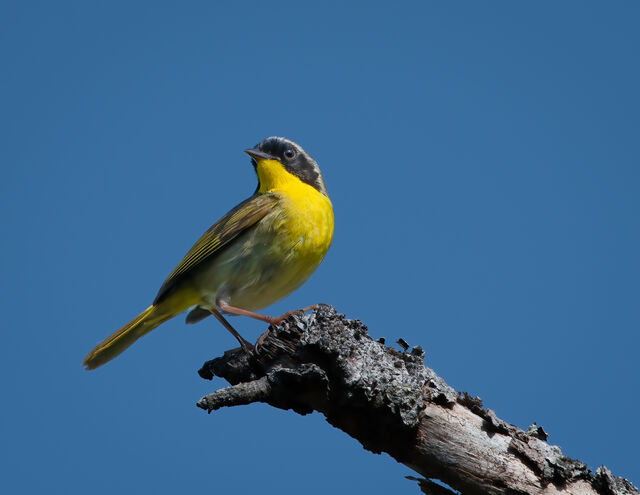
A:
254;305;323;351
269;304;322;325
254;329;270;350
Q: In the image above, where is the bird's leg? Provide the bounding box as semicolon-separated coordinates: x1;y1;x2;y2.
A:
216;302;321;350
217;301;320;326
272;304;321;323
209;308;253;353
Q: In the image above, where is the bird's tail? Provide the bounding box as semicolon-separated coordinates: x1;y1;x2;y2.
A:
83;305;175;370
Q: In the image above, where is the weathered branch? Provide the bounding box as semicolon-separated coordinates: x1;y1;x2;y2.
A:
197;305;637;495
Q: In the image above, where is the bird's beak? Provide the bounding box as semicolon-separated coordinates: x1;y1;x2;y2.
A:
244;148;275;161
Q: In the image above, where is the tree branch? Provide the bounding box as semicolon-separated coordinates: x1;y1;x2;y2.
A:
197;305;637;495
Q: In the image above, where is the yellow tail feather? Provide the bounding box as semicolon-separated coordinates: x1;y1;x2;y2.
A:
83;305;173;370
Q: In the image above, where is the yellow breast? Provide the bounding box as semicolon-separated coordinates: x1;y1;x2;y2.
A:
261;159;332;234
257;158;334;254
273;184;334;269
258;157;334;274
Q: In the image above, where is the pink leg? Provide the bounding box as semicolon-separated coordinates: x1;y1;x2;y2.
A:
217;301;320;326
217;302;321;350
209;308;253;353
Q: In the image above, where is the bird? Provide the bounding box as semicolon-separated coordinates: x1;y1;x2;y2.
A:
83;137;334;370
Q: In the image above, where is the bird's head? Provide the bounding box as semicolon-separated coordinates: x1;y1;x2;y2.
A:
245;137;328;197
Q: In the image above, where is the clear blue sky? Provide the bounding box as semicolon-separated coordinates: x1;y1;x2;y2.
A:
1;1;638;493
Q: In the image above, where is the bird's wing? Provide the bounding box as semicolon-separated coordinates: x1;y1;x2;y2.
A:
153;193;279;304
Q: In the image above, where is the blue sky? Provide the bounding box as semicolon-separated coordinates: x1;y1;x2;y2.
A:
1;1;639;493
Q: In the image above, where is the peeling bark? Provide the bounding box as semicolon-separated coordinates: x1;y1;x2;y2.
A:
197;305;637;495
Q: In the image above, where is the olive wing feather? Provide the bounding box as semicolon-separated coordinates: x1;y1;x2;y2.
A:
154;193;279;304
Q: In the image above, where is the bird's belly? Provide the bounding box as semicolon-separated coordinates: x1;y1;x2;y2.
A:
227;250;319;311
193;196;333;311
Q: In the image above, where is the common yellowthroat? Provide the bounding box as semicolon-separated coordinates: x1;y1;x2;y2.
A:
83;137;334;370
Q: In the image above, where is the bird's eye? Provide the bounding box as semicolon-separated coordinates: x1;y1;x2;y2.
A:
284;148;296;160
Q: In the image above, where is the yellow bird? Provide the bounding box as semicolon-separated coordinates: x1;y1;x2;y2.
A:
83;137;334;370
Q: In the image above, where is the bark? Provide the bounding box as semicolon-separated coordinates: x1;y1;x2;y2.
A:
197;305;637;495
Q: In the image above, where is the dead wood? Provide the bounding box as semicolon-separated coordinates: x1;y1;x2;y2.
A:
197;305;637;495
